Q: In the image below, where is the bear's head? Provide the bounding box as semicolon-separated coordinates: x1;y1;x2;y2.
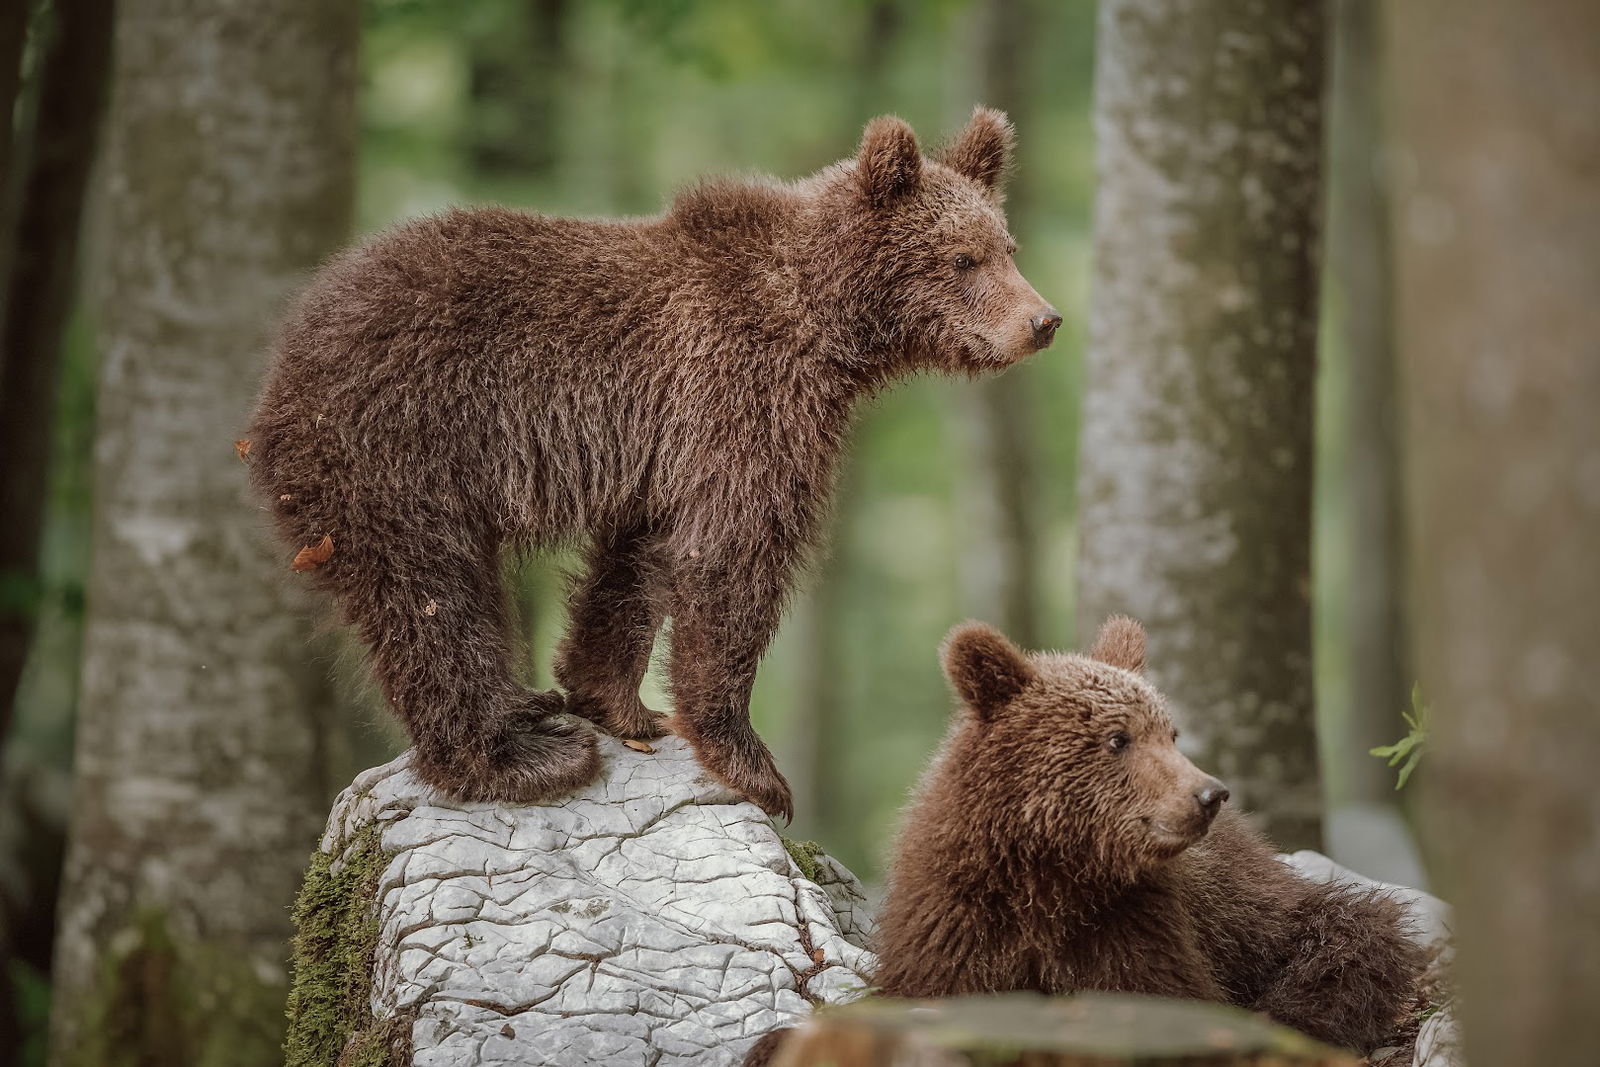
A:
806;108;1060;376
938;616;1230;883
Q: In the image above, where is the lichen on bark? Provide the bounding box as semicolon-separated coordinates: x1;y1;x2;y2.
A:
284;822;408;1067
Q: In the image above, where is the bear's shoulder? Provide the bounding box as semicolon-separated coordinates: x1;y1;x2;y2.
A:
667;178;804;245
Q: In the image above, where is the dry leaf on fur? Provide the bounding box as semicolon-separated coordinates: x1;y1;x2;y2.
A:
622;739;654;754
423;600;438;616
234;439;252;460
291;534;334;572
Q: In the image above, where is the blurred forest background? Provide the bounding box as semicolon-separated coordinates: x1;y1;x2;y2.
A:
1;0;1595;1065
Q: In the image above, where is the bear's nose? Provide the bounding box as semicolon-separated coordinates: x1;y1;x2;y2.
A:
1031;309;1063;345
1194;779;1229;816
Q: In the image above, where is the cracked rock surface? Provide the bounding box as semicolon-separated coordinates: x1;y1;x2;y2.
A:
320;733;875;1066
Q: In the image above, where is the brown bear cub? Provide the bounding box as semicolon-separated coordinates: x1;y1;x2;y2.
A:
868;617;1425;1052
248;110;1058;817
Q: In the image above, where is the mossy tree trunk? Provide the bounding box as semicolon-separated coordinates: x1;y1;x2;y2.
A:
1076;0;1327;850
1327;0;1408;807
1388;1;1600;1063
47;2;358;1064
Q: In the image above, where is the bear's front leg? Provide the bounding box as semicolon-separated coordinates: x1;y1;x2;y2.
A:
1250;881;1426;1051
1057;886;1231;1002
554;523;672;740
665;548;794;822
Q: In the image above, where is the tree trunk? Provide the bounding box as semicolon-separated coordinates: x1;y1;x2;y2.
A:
1327;0;1407;807
464;0;566;180
0;0;116;772
1387;2;1600;1063
787;0;901;840
1076;0;1327;850
47;2;358;1064
786;510;848;835
0;0;30;258
953;0;1043;648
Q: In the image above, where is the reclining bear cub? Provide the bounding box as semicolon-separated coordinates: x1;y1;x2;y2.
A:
874;617;1426;1052
248;109;1059;817
747;617;1425;1064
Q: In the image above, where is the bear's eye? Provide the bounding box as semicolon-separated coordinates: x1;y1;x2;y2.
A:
953;253;977;272
1107;731;1131;753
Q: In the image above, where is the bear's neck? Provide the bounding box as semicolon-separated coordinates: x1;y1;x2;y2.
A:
873;780;1160;999
900;762;1150;924
668;199;902;407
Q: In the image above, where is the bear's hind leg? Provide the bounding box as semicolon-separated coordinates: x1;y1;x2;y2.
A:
1252;882;1427;1052
344;528;599;804
554;524;671;740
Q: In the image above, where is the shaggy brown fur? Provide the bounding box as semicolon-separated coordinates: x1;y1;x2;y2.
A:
862;618;1426;1052
247;110;1058;815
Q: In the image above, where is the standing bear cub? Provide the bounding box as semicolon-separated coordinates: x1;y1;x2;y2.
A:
248;110;1058;818
864;617;1426;1052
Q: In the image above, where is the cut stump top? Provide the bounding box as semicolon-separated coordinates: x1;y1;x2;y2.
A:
772;992;1362;1066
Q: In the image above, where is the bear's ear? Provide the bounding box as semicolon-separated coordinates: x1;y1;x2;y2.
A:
1088;614;1146;673
857;115;923;208
941;621;1034;722
937;107;1014;194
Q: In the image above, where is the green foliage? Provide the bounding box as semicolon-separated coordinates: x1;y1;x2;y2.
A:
284;823;404;1067
1370;684;1430;790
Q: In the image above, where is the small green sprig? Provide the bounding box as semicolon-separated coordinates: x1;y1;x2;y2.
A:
1370;684;1429;790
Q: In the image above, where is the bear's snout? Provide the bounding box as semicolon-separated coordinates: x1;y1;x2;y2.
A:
1193;778;1229;822
1030;309;1062;347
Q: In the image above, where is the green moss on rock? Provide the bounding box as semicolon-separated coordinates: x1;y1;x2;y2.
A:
781;837;826;883
284;821;408;1067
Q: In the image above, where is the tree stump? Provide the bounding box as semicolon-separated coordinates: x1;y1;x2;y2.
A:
770;992;1361;1066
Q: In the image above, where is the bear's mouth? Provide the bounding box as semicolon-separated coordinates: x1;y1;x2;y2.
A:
1143;818;1208;857
961;331;1003;365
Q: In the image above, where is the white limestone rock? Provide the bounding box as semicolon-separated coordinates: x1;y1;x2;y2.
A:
317;731;875;1067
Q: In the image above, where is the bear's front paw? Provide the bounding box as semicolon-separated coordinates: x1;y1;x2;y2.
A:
696;737;794;823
